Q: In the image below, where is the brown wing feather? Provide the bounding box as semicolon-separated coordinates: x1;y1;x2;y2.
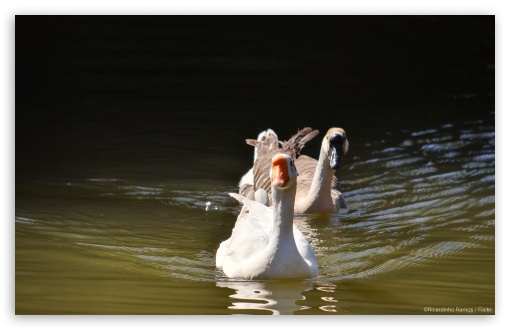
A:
251;127;319;205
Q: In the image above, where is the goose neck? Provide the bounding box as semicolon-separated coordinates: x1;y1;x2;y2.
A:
270;185;296;238
308;146;335;198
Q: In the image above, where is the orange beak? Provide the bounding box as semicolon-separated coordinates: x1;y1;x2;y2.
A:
271;155;290;187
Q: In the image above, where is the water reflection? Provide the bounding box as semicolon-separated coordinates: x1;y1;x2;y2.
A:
216;278;357;315
216;279;315;315
315;283;342;313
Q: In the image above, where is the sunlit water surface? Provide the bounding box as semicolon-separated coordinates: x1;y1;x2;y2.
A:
15;113;494;315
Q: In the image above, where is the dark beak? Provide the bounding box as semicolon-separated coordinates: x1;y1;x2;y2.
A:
329;133;345;170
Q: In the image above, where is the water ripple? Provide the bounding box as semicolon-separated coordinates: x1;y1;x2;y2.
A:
15;117;495;307
316;119;495;282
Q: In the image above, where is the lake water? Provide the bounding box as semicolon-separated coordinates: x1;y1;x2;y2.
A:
14;16;495;315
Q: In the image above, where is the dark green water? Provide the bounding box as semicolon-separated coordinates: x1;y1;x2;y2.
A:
15;16;495;315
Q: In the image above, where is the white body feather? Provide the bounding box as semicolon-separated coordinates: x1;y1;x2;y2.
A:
217;155;318;279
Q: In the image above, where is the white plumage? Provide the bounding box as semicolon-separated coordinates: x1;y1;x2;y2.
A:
217;154;318;279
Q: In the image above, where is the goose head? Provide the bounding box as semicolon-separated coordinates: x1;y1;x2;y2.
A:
324;127;349;170
270;154;298;189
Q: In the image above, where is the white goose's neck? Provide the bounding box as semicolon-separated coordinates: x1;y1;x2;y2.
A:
306;143;335;202
269;184;296;244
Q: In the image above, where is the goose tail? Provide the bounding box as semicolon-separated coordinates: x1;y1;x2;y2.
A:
281;127;320;158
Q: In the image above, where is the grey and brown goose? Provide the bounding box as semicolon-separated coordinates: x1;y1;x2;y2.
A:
239;127;349;214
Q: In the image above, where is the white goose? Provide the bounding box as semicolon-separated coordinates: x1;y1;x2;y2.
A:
240;127;349;214
216;154;319;279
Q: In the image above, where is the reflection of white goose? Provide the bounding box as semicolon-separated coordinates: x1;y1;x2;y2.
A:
239;127;349;214
216;154;319;279
216;281;278;314
216;280;315;315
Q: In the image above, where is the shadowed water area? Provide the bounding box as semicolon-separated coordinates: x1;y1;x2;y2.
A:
15;16;495;315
